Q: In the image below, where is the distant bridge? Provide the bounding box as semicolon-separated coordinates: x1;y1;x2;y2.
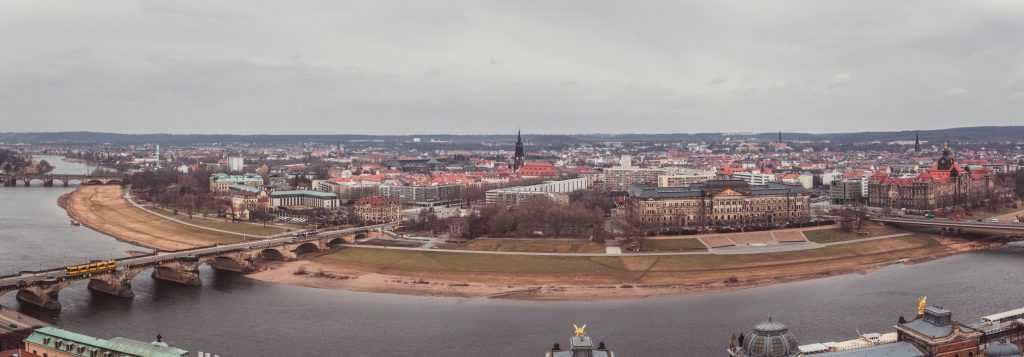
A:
872;216;1024;235
0;173;124;187
0;223;397;310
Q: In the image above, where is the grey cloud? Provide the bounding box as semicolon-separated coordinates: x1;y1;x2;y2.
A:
1;0;1022;134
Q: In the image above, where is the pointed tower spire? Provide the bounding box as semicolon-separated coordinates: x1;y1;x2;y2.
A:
777;131;782;144
513;130;525;172
914;132;920;152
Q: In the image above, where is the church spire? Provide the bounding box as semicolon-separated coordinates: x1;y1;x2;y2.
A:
914;132;920;152
513;130;525;172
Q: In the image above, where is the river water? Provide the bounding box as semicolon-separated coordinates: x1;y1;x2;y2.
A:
2;157;1024;356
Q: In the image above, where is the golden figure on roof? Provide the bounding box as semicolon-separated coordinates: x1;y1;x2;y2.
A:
573;324;587;337
917;296;927;316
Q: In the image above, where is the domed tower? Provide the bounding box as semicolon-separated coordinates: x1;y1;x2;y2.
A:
936;141;955;171
728;317;802;357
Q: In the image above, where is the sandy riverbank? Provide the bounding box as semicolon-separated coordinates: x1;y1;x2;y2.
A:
62;186;242;251
63;185;1001;300
246;235;998;300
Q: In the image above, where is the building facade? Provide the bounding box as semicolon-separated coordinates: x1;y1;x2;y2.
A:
270;190;340;209
868;144;992;210
354;196;400;224
209;173;264;193
657;169;717;187
23;326;188;357
604;167;668;192
626;179;810;229
378;184;461;205
831;179;863;205
485;177;594;205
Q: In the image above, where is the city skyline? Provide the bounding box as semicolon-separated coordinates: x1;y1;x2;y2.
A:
3;1;1023;134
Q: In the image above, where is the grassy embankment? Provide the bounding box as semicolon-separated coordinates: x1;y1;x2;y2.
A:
637;238;709;252
150;207;291;236
315;234;947;285
436;238;606;253
803;224;902;244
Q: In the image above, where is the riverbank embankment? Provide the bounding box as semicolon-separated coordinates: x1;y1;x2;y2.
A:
63;185;1001;300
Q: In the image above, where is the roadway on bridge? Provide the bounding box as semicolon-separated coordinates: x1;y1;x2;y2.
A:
872;216;1024;231
0;224;394;290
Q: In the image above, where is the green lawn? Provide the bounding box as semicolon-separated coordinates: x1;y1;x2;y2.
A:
443;238;606;253
151;208;291;236
638;238;708;252
803;225;901;244
316;235;941;277
315;248;638;278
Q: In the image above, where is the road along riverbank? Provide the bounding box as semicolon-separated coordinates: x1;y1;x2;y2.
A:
63;185;1002;300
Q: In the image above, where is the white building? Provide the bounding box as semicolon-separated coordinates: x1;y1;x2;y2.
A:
731;171;776;185
271;190;340;209
485;177;594;205
227;157;245;172
657;169;717;187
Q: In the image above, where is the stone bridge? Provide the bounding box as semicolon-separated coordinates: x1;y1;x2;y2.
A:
0;173;124;187
0;223;395;310
872;216;1024;236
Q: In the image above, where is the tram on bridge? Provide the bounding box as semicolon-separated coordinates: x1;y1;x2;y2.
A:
64;260;117;278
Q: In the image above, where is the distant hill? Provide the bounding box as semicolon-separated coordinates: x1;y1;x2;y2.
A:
1;126;1023;146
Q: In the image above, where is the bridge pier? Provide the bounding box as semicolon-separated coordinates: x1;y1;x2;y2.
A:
43;179;53;187
152;260;202;286
88;269;143;298
63;180;69;187
2;179;12;187
207;252;258;273
16;282;70;311
22;179;30;187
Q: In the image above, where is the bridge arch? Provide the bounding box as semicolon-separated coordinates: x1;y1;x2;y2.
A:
260;248;287;261
327;237;346;247
83;179;105;186
293;242;320;256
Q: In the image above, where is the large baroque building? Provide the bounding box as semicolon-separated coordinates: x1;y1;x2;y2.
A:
868;144;992;210
626;179;809;229
353;196;401;224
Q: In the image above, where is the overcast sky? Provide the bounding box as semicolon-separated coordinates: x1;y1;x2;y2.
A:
2;1;1023;135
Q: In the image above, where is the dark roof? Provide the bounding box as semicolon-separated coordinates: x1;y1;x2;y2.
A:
986;340;1022;357
629;180;806;199
900;319;952;338
817;342;924;357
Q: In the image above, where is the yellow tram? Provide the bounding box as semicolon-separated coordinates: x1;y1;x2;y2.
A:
64;260;117;277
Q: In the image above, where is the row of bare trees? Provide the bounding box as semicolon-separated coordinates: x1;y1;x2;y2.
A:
403;191;613;240
127;167;226;218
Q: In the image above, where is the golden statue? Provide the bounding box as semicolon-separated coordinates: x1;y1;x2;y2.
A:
573;324;587;337
917;296;927;317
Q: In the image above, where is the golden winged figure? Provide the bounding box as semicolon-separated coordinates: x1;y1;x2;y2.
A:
917;296;927;316
573;324;587;337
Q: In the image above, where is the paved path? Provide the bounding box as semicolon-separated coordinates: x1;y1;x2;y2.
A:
124;190;297;239
348;232;916;257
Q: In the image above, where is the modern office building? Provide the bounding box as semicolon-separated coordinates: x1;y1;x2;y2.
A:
209;173;264;193
227;156;244;172
378;184;461;205
270;190;340;209
485;177;594;205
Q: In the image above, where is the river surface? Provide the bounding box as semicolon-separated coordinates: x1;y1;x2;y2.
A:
2;157;1024;356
